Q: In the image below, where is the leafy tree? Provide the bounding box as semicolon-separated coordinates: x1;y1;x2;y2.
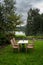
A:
0;0;22;33
0;4;5;32
26;8;43;35
0;0;22;43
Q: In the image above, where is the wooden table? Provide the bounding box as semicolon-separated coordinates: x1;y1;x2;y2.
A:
18;40;28;44
18;40;28;52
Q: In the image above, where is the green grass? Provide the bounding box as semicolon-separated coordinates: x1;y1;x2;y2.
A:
0;40;43;65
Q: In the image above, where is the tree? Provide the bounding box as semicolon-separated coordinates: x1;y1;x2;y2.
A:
0;4;5;32
0;0;22;42
0;0;22;33
26;8;43;35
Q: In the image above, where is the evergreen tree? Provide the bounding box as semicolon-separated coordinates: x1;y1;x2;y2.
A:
26;8;43;35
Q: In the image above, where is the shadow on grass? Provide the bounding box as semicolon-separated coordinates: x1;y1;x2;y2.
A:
12;48;34;54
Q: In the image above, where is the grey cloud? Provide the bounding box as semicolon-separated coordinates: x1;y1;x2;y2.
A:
16;0;41;21
16;0;34;22
16;0;42;22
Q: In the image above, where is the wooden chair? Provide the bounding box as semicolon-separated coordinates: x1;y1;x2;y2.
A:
26;38;35;52
12;38;18;45
10;38;19;52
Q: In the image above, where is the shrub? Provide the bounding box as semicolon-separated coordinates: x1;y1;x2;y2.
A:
15;35;27;40
34;36;43;39
0;33;10;45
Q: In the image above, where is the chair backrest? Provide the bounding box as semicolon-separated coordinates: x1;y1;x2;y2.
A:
29;38;35;45
12;38;16;45
10;39;15;47
31;38;35;46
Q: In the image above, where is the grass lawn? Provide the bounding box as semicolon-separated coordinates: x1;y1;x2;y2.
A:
0;40;43;65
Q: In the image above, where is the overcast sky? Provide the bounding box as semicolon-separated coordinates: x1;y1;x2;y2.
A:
16;0;43;25
0;0;43;25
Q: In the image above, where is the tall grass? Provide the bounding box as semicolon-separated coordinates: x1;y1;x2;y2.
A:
0;40;43;65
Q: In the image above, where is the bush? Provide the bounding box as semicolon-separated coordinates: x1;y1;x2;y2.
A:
0;33;10;45
15;35;27;40
34;36;43;39
27;36;34;39
27;36;43;39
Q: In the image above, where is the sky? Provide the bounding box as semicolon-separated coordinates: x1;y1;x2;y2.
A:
16;0;43;25
0;0;43;26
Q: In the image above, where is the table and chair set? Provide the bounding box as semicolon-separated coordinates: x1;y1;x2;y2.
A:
10;38;35;52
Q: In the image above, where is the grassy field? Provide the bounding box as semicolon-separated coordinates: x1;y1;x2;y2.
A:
0;40;43;65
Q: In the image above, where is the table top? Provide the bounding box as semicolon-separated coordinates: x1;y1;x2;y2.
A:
18;40;28;44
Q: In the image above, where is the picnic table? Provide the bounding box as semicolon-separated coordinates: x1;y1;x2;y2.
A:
18;40;28;52
18;40;28;44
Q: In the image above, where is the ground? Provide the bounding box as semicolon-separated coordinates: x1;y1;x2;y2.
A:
0;40;43;65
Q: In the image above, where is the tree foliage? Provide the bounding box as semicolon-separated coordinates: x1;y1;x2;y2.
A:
26;8;43;35
0;0;22;33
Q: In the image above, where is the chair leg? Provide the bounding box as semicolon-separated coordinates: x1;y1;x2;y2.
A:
18;48;20;52
26;47;27;53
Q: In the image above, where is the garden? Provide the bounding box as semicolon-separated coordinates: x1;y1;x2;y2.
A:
0;0;43;65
